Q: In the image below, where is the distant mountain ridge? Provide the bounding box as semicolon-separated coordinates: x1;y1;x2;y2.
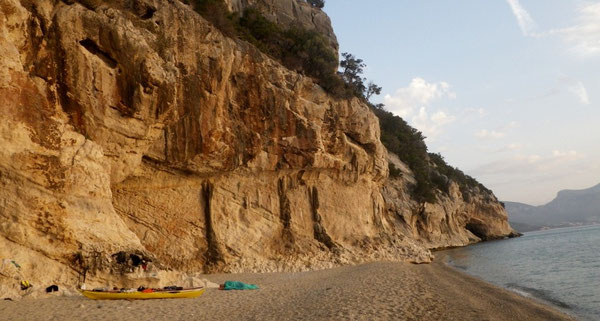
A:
505;183;600;232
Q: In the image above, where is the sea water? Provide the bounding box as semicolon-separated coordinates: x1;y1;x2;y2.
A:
444;225;600;321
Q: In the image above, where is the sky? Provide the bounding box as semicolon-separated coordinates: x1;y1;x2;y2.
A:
325;0;600;205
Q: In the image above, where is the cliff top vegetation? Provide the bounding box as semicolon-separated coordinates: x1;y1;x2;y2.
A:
191;0;495;204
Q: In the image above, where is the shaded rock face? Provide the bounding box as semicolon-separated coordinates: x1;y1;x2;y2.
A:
0;0;150;294
0;0;512;294
383;154;515;250
223;0;339;57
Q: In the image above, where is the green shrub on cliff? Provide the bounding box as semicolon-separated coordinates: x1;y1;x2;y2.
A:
192;3;340;96
191;0;490;204
191;0;237;36
339;52;366;97
190;0;357;99
282;27;338;80
372;106;436;203
373;105;492;203
236;8;284;55
429;152;493;201
238;8;339;92
306;0;325;9
388;163;402;178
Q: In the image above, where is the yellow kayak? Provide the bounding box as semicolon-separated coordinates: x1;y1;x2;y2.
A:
81;287;205;300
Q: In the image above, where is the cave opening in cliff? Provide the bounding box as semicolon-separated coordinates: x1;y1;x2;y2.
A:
79;38;118;69
465;220;488;240
141;7;156;20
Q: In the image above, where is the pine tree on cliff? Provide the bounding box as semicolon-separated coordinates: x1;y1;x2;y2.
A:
366;81;382;100
339;53;382;101
339;52;367;98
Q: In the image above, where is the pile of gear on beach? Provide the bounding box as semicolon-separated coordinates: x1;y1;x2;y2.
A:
0;258;61;300
79;282;258;300
1;257;259;301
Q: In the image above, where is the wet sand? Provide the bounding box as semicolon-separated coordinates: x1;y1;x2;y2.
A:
0;261;575;321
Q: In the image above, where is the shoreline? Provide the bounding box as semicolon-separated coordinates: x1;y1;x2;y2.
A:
0;261;575;321
432;255;578;321
439;227;599;321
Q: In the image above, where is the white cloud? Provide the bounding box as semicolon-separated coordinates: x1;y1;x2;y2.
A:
544;77;592;105
506;143;523;151
458;107;487;123
471;150;584;176
552;150;581;160
558;3;600;56
383;78;457;141
467;108;486;116
476;129;506;139
506;1;600;57
412;108;456;140
567;81;590;105
489;143;524;153
383;78;455;118
506;0;537;36
477;142;524;154
475;121;518;140
526;154;542;163
471;146;596;204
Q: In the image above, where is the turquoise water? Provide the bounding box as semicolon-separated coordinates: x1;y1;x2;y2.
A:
444;225;600;321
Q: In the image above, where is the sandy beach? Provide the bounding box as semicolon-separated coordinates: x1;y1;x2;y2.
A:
0;261;575;321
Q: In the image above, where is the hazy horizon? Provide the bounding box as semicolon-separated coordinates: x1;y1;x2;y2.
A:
326;0;600;205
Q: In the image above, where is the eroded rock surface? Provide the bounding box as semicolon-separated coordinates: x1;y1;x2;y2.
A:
383;154;516;250
224;0;338;56
0;0;514;297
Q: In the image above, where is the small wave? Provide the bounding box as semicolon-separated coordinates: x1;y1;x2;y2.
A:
505;283;572;309
443;257;468;271
452;264;468;271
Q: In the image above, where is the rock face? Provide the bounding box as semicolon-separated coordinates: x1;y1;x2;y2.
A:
383;154;516;250
223;0;338;57
0;0;514;296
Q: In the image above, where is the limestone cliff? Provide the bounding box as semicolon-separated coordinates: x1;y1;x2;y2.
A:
383;154;516;250
223;0;338;56
0;0;514;297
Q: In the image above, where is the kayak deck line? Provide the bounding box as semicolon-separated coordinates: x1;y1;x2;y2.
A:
80;287;206;300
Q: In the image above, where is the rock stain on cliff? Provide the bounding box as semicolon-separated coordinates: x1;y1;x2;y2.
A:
277;177;295;249
309;186;337;252
201;181;224;272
